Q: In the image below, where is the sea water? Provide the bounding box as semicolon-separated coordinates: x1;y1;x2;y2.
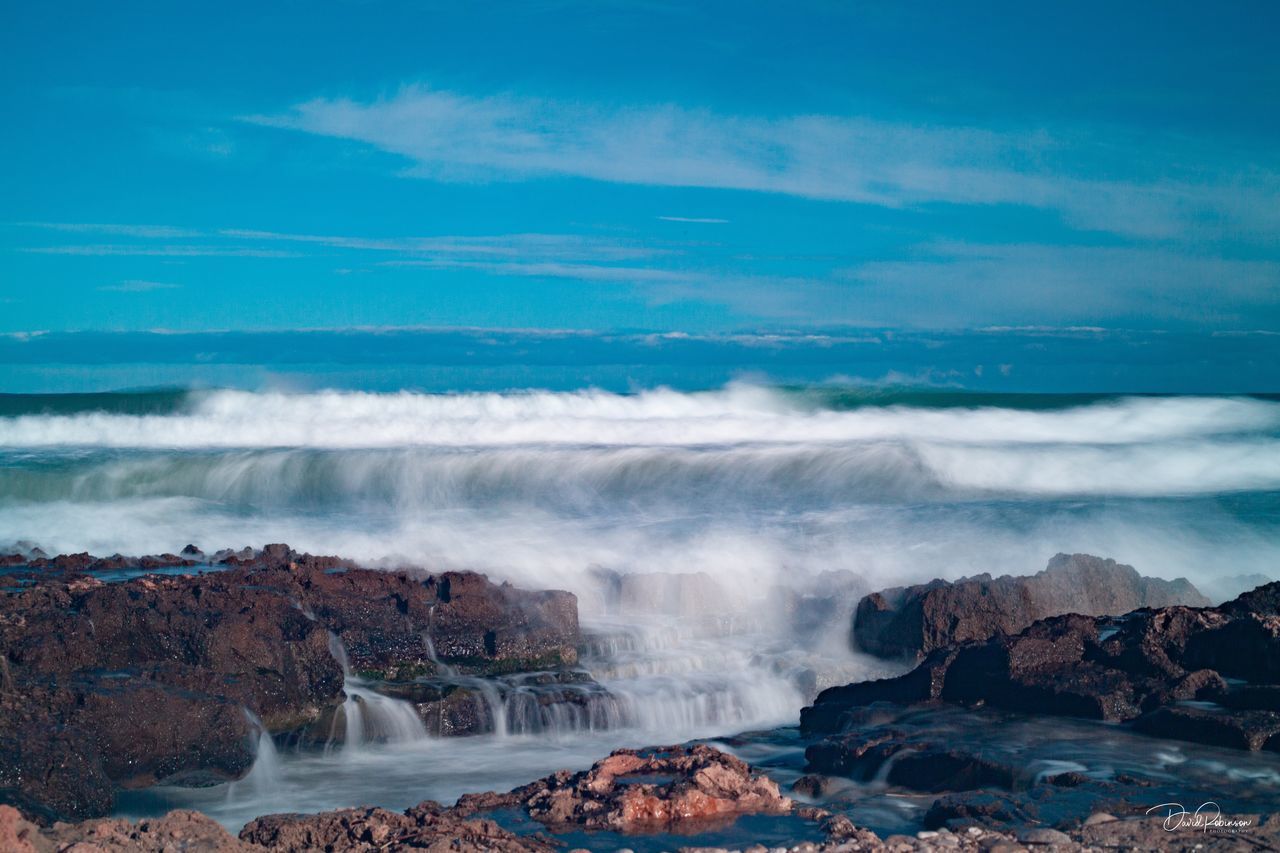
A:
2;384;1279;829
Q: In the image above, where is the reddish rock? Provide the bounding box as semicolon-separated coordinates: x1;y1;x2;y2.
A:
41;809;252;851
0;805;43;853
0;544;582;822
455;744;792;832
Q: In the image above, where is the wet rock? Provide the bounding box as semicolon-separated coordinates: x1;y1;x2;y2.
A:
1133;705;1280;751
0;545;583;821
806;583;1280;753
316;567;579;679
240;802;554;852
456;744;792;832
0;675;256;821
799;652;956;733
853;554;1208;661
924;792;1041;830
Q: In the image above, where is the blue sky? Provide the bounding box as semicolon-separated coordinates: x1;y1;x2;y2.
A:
2;0;1279;334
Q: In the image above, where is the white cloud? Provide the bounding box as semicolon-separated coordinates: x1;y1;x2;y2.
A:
98;280;182;292
23;245;302;258
837;243;1280;327
217;229;663;260
383;258;696;283
20;222;202;239
251;85;1280;240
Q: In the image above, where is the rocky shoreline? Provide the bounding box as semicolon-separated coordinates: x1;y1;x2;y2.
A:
0;544;579;821
2;545;1278;851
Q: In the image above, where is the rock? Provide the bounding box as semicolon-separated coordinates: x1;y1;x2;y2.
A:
806;733;1017;793
300;670;617;740
1221;580;1280;617
806;586;1280;754
853;554;1209;661
923;792;1039;831
0;545;583;821
1133;705;1280;751
0;805;43;853
0;675;256;821
240;802;553;852
455;744;792;832
40;809;253;851
1076;813;1280;851
1016;827;1070;845
799;650;957;733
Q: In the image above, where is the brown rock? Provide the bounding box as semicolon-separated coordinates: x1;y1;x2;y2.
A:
240;802;554;852
853;554;1208;661
0;545;582;821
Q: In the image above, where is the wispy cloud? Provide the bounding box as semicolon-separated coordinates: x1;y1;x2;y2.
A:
20;222;202;239
837;243;1280;327
657;216;729;224
98;280;182;292
250;85;1280;240
218;229;663;260
383;259;697;283
23;244;303;258
15;223;660;262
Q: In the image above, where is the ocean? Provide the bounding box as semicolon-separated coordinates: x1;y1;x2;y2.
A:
2;378;1279;830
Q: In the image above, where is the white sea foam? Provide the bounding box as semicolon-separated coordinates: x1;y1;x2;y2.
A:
0;386;1276;449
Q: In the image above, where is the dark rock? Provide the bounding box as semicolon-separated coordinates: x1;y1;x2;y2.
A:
800;651;956;733
807;583;1280;754
924;792;1040;830
1220;580;1280;617
1133;705;1280;751
806;733;1017;793
853;554;1209;661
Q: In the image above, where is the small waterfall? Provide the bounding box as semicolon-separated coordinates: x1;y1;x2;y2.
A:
472;678;509;738
327;632;430;752
423;606;456;676
227;709;281;801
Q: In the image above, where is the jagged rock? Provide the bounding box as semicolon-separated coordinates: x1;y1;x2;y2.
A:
853;553;1209;660
805;582;1280;755
1133;705;1280;751
455;744;792;832
240;802;554;852
40;808;254;851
